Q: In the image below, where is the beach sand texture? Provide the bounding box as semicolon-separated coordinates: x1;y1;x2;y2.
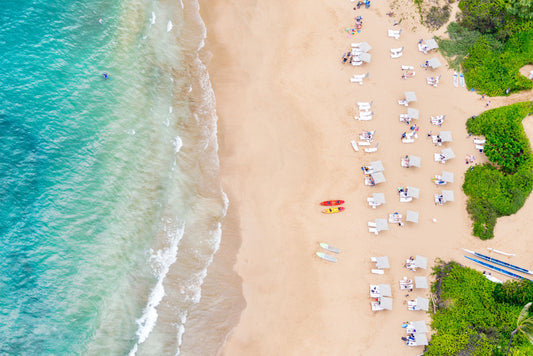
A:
200;0;533;354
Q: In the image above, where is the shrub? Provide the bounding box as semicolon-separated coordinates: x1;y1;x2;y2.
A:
425;261;533;355
493;279;533;307
424;5;451;30
463;102;533;239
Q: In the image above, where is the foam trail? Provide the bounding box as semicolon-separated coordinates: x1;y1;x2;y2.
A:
173;136;183;153
150;12;156;25
167;21;173;32
128;222;185;356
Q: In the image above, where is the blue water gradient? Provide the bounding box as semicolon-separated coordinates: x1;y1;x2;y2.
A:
0;1;192;353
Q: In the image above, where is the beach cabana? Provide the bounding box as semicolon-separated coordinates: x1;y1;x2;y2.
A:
441;171;454;183
357;41;372;52
371;172;386;185
372;193;386;206
375;218;389;232
415;276;428;289
415;297;429;311
427;57;441;69
378;284;392;297
405;91;417;103
414;333;429;346
406;186;419;199
375;256;390;269
407;108;419;119
358;52;371;63
441;148;455;161
439;131;452;142
426;39;439;50
406;210;419;223
442;190;454;202
414;255;428;269
408;155;421;168
380;296;393;310
370;160;385;172
409;321;429;333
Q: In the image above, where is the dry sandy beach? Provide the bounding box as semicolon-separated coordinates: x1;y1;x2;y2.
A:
200;0;533;354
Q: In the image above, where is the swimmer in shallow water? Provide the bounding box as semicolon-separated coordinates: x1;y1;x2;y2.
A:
103;72;108;79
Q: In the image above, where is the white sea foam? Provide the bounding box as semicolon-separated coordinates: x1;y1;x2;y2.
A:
128;222;185;355
167;20;173;33
150;12;156;25
173;136;183;153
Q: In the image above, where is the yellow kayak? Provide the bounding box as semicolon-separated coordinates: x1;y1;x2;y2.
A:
322;207;345;214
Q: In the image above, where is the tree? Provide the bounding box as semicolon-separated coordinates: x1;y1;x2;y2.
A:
506;302;533;355
507;0;533;20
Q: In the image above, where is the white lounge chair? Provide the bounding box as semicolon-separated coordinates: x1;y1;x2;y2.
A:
358;141;371;146
391;52;403;59
476;144;484;152
401;65;414;70
388;29;401;39
391;47;404;53
368;227;378;235
371;269;385;275
368;221;377;227
351;60;363;66
365;145;378;153
473;138;485;144
355;115;372;121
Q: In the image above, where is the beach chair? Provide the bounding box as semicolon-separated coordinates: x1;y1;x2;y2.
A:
355;115;373;121
368;227;378;235
357;100;373;108
401;65;414;70
402;138;415;144
391;47;403;53
365;145;378;153
371;269;385;275
476;144;484;152
368;221;377;227
350;140;359;152
418;43;428;54
388;29;401;39
358;141;371;146
350;77;364;84
351;60;363;66
473;138;485;144
434;153;445;164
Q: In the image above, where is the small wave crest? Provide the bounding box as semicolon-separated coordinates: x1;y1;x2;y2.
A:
128;222;185;355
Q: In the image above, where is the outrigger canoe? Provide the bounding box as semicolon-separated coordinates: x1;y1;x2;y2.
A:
320;200;345;206
322;207;345;214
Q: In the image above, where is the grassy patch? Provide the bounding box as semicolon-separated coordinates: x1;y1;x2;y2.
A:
463;102;533;239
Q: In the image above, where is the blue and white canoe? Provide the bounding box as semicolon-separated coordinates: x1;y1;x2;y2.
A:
464;255;532;281
463;249;533;275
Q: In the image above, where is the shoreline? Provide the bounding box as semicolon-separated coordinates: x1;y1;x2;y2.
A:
200;0;533;354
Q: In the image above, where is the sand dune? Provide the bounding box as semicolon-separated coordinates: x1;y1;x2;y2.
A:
200;0;533;354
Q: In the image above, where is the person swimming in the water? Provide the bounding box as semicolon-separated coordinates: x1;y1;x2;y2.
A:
103;72;108;79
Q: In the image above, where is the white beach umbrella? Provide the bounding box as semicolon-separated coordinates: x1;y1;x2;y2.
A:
378;284;392;297
406;186;419;199
442;190;455;202
415;276;428;289
411;321;429;333
407;108;419;119
414;333;429;346
375;218;388;232
373;193;386;205
414;255;428;269
441;171;454;183
415;297;429;311
428;57;441;69
405;91;417;103
371;172;386;185
439;131;452;142
425;38;439;50
375;256;390;269
370;160;385;172
408;155;421;168
380;296;393;310
406;210;419;223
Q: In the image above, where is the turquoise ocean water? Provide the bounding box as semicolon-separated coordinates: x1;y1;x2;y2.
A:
0;0;229;354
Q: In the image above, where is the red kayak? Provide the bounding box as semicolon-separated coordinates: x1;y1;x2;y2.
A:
320;200;345;206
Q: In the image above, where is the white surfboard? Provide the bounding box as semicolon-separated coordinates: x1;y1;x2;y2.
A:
453;72;458;88
316;251;337;262
320;242;340;254
350;140;359;152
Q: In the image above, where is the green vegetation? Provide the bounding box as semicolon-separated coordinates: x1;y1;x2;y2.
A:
506;302;533;355
463;30;533;96
436;0;533;95
463;102;533;239
424;5;451;30
426;260;533;355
